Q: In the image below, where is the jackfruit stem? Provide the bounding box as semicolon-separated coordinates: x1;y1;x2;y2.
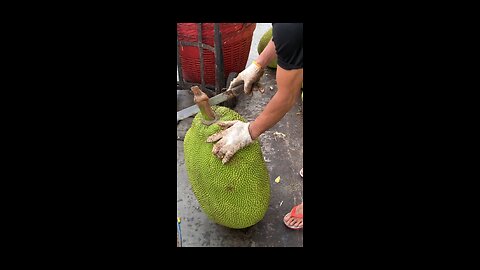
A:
191;86;215;120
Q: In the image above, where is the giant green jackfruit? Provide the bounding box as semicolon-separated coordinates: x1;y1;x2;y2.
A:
257;27;277;69
183;106;270;229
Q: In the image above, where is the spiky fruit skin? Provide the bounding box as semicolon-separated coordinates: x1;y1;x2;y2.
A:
183;106;270;229
257;27;277;69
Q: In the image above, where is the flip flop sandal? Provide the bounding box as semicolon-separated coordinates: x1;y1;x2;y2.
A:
283;204;303;230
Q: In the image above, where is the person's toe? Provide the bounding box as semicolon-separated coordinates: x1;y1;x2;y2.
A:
291;219;298;227
283;213;291;223
289;218;298;226
294;219;302;227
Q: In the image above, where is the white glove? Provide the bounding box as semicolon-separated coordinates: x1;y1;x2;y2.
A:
206;120;253;164
228;61;264;95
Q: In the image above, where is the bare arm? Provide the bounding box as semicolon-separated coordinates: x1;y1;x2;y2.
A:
248;66;303;140
255;39;277;68
207;25;303;164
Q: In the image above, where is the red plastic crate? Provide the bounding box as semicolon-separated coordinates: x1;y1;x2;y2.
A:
177;23;256;86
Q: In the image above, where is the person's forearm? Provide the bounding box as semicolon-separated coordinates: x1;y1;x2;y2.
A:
248;66;303;140
248;89;296;140
255;40;277;68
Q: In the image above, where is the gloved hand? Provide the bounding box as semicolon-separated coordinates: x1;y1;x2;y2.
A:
206;120;253;164
228;61;264;95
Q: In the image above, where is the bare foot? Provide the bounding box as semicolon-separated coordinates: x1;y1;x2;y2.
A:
283;202;303;229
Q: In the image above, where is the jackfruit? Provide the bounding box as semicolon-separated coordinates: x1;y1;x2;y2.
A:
257;27;277;69
183;106;270;229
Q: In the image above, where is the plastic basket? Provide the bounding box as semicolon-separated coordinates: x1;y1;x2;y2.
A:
177;23;256;86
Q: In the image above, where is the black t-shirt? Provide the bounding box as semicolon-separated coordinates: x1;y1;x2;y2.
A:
272;23;303;70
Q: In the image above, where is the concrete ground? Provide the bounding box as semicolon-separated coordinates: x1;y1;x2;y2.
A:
177;23;303;247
